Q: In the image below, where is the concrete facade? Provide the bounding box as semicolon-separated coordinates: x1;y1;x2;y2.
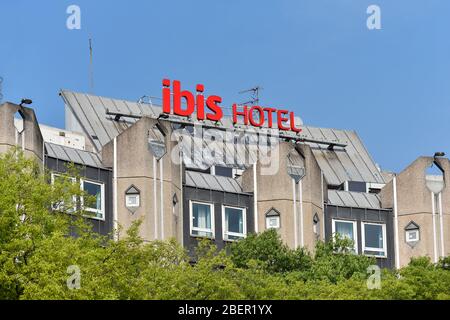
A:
380;157;450;267
102;117;182;242
0;102;44;166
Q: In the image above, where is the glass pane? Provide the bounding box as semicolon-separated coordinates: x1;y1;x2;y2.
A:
335;221;354;241
225;207;243;234
127;195;138;206
84;181;102;210
407;230;418;241
192;203;211;230
365;224;383;249
52;175;75;211
267;216;279;229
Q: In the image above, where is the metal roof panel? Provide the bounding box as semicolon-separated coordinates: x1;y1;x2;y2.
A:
184;171;245;194
45;142;105;169
327;190;382;210
61;90;385;185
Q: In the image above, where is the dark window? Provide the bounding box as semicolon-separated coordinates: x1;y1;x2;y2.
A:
328;183;344;191
187;167;211;174
347;181;367;192
214;166;233;178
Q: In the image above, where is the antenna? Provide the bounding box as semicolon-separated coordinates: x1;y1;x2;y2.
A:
89;38;94;93
137;95;154;107
238;86;263;105
0;76;3;103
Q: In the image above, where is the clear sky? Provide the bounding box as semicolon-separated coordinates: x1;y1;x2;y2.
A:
1;0;449;173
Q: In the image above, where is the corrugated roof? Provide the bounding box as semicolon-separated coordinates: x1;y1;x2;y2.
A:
60;90;385;185
302;127;384;185
185;171;246;194
45;142;105;169
327;190;382;210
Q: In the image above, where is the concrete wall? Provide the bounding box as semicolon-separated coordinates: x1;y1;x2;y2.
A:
102;117;182;243
240;141;324;251
380;156;450;267
0;102;44;166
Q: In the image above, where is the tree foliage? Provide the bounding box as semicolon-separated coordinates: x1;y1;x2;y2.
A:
1;149;450;300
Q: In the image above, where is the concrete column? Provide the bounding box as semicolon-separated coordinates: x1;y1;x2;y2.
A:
393;176;400;269
439;192;444;258
299;179;304;248
292;179;298;248
153;156;158;240
160;159;164;240
253;163;258;233
432;192;438;263
113;137;118;241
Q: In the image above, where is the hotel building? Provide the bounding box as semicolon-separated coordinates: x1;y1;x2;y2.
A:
1;89;449;269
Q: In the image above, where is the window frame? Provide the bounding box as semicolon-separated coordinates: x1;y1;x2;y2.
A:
266;215;280;229
189;200;215;239
361;221;387;258
50;172;77;212
125;194;140;208
332;219;358;253
221;205;247;241
406;229;420;243
80;179;105;221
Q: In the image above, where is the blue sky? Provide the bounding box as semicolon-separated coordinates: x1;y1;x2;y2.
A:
1;0;449;173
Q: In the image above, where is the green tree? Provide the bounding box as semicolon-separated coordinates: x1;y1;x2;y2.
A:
229;229;312;274
0;149;86;299
3;148;450;300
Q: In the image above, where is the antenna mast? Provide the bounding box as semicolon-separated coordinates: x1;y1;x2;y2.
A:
0;77;3;103
89;38;94;93
238;86;262;105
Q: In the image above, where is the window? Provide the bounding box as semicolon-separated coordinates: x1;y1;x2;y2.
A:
222;206;246;241
266;216;280;229
405;221;420;245
406;229;419;242
265;208;281;229
362;222;387;258
126;194;139;207
332;219;358;253
190;201;214;238
51;173;76;212
81;179;105;220
125;185;140;210
346;181;367;193
213;166;233;178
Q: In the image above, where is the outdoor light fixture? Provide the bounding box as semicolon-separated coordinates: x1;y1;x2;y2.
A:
20;98;32;106
434;152;445;158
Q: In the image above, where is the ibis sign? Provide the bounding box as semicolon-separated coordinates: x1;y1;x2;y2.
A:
162;79;302;133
